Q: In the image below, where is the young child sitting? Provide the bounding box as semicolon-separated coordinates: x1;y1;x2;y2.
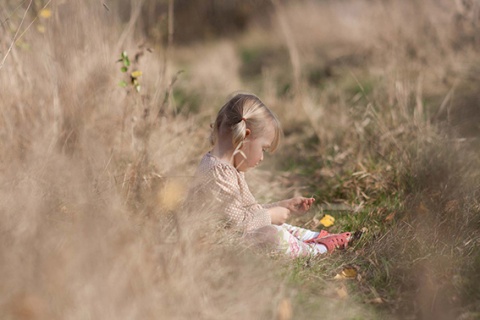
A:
191;93;351;258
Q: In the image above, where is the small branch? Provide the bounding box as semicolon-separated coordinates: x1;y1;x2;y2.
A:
0;0;33;71
12;0;53;46
0;0;29;28
158;70;183;118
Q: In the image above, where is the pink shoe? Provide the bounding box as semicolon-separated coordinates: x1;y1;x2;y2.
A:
304;230;330;244
313;232;352;253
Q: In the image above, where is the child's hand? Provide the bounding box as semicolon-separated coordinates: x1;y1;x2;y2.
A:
268;207;290;225
281;197;315;214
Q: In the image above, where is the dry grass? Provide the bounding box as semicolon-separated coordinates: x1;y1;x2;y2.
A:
1;0;479;319
263;1;480;319
0;2;281;319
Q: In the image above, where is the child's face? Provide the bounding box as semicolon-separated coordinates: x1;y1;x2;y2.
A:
234;124;275;172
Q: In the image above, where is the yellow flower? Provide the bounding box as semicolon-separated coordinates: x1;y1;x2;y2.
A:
39;9;52;19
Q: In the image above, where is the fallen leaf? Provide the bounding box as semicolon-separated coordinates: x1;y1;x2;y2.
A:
131;70;143;78
334;267;358;280
342;267;358;278
276;298;292;320
366;297;383;304
319;214;335;227
384;212;395;222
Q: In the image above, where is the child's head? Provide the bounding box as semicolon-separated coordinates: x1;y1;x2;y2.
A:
210;93;283;171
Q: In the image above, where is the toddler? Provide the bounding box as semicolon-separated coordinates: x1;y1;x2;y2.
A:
191;93;351;258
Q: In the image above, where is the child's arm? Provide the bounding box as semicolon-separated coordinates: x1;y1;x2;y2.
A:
262;197;314;223
275;197;315;215
208;164;273;231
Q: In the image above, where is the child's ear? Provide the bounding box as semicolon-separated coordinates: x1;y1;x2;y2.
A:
245;129;251;138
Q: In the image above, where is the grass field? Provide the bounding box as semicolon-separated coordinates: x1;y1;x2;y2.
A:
1;1;479;319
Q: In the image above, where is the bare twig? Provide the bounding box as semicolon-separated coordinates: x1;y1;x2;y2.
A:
11;0;53;45
158;70;183;118
0;0;33;71
0;0;29;28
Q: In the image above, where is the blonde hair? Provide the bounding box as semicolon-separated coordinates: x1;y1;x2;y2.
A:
210;93;282;152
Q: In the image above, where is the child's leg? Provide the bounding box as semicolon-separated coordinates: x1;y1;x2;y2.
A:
281;223;320;241
272;225;327;258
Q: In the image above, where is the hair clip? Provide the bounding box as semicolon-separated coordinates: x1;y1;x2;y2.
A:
241;117;246;122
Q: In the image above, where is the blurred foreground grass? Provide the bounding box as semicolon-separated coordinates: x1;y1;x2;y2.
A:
1;0;479;319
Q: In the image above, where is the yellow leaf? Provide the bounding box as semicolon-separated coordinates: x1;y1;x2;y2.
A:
39;9;52;19
319;214;335;227
342;267;358;278
334;267;358;280
333;274;343;280
131;70;143;78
